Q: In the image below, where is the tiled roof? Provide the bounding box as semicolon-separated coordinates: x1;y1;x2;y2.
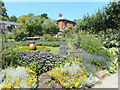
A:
56;17;76;23
0;20;23;26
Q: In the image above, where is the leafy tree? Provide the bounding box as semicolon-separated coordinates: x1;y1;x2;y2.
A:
77;1;120;33
42;18;59;35
14;13;44;41
0;0;9;20
16;15;27;23
104;1;120;30
41;13;48;19
9;16;17;22
25;13;43;36
0;15;8;21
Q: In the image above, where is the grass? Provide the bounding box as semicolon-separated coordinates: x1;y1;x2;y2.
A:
18;46;60;53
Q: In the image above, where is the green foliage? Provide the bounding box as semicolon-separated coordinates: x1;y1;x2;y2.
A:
9;16;17;22
77;1;120;33
79;35;112;58
35;42;59;47
105;1;120;30
43;34;53;41
16;15;27;23
0;1;9;20
2;43;20;69
42;18;60;35
14;13;60;41
21;42;30;46
80;36;103;53
13;28;27;41
40;13;48;19
62;27;76;38
25;14;43;36
1;34;8;42
100;29;120;48
53;37;77;42
0;15;9;21
26;62;42;75
6;34;14;39
19;46;60;53
18;41;59;47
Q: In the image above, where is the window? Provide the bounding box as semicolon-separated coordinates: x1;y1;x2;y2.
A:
65;21;67;26
73;23;75;27
57;22;58;25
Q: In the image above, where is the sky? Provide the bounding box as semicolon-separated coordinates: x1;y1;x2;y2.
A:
4;2;110;20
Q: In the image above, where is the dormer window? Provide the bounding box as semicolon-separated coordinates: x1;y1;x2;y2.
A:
65;21;67;26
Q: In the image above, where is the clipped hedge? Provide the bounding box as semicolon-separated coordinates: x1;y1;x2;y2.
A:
17;50;65;74
20;41;59;47
35;42;59;47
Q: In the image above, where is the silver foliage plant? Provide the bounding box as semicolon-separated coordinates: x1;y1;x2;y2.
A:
60;62;100;88
0;66;37;89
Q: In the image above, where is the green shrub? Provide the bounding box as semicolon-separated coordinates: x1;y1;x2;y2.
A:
21;42;30;46
19;46;60;53
80;36;103;53
35;42;59;47
26;62;42;75
62;27;76;39
2;43;20;69
43;34;53;41
53;37;77;42
80;35;112;58
100;29;120;48
6;34;14;39
14;30;27;41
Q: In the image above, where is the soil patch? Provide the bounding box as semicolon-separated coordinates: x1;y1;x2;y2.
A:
38;72;62;88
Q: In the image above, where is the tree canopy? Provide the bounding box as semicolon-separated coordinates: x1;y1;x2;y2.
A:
16;15;27;23
42;18;59;35
9;16;17;22
77;1;120;33
0;0;9;21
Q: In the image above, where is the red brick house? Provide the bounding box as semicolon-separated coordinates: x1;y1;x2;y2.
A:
56;13;76;31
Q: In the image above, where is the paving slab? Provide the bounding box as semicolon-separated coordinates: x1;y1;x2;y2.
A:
93;72;118;88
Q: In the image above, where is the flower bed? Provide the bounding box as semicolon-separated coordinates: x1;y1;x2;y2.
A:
49;59;100;88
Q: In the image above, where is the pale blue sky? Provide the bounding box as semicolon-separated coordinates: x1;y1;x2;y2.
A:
4;2;109;20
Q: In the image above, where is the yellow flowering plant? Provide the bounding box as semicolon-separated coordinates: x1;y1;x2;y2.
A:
0;66;37;89
49;61;90;88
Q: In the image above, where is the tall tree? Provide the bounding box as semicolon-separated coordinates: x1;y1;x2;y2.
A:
42;18;60;35
16;15;27;23
77;1;120;33
41;13;48;19
0;0;9;21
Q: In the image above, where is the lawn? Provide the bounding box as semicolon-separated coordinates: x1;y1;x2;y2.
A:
18;46;60;53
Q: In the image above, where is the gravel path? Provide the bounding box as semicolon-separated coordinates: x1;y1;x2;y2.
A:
93;71;118;88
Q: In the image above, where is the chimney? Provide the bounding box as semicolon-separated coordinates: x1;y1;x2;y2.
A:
59;13;62;18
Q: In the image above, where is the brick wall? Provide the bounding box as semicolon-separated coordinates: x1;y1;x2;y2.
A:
58;20;76;31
